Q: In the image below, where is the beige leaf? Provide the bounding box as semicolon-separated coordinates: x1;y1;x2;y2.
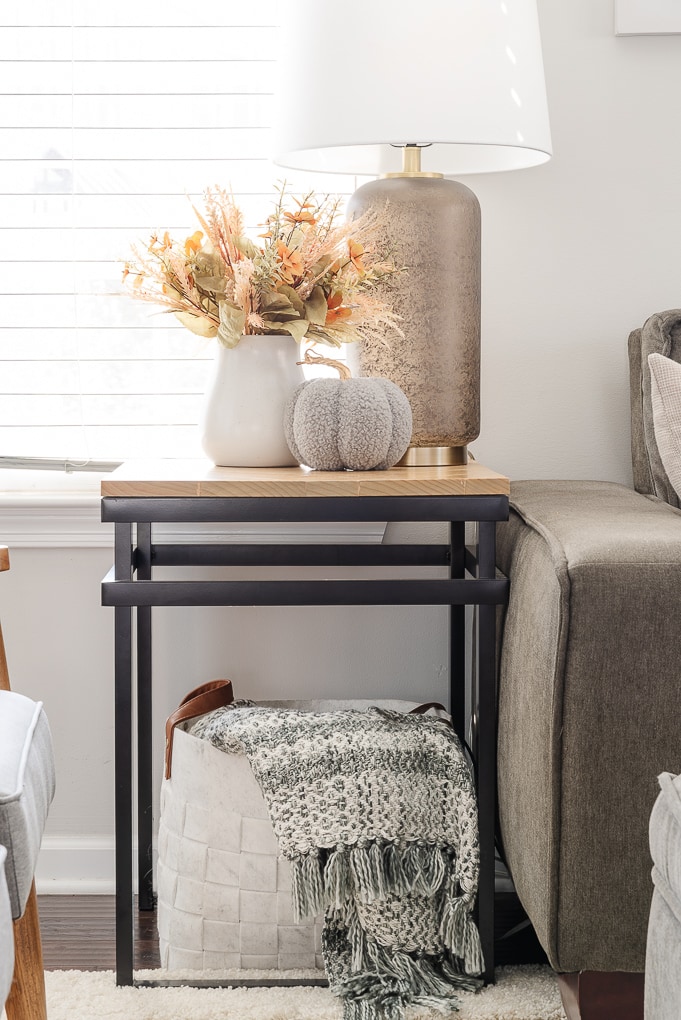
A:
304;286;327;325
280;319;310;344
233;235;260;259
194;276;228;295
310;255;334;277
276;284;305;317
263;310;301;323
217;302;246;348
261;291;294;312
174;311;218;338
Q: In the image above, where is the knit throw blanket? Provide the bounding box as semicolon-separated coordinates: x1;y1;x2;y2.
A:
191;704;483;1020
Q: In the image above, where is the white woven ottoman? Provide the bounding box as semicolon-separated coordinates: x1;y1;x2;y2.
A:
646;772;681;1019
157;698;432;972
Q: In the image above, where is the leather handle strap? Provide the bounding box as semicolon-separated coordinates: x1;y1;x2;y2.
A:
164;678;233;779
409;701;452;725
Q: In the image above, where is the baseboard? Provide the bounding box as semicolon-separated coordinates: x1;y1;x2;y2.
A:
36;836;157;895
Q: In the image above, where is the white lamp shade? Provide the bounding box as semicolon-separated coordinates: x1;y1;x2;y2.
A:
273;0;552;176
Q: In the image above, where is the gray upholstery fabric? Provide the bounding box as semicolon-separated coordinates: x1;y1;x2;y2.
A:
0;845;14;1007
496;480;681;973
648;353;681;500
629;308;681;506
646;773;681;1019
0;691;55;918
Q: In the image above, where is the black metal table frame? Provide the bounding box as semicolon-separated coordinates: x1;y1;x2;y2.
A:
101;492;509;988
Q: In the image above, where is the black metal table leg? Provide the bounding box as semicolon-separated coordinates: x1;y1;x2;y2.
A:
114;523;134;986
136;523;155;911
476;521;497;983
449;522;466;737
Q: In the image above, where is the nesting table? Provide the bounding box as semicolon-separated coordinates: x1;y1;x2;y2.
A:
101;459;510;986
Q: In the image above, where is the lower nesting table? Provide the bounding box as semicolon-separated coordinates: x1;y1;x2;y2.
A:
101;459;510;987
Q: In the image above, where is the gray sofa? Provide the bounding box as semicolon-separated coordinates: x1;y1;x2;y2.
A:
495;309;681;1019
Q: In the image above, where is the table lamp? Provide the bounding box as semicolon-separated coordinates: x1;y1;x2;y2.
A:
273;0;552;465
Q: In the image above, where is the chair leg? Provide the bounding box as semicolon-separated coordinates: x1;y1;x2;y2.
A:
557;970;644;1020
0;620;10;693
5;882;47;1020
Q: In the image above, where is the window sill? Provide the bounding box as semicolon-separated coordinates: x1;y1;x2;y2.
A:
0;493;387;548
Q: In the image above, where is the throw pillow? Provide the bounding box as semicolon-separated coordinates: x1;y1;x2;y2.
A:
648;352;681;499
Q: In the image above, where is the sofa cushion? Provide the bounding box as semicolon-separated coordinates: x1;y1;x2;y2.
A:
628;308;681;507
0;691;55;918
496;480;681;972
0;845;14;1006
649;353;681;500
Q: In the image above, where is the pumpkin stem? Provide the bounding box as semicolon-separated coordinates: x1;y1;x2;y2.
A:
297;349;352;380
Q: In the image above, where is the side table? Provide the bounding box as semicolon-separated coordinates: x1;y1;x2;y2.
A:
101;459;509;986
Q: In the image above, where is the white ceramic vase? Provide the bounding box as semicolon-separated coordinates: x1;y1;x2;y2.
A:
200;333;304;467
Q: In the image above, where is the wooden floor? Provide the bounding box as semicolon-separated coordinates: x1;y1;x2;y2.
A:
39;897;160;971
38;892;547;971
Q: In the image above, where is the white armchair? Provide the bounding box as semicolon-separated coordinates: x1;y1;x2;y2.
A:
0;845;14;1008
0;547;56;1020
645;773;681;1019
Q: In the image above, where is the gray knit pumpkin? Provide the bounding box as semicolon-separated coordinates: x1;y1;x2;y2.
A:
284;374;413;471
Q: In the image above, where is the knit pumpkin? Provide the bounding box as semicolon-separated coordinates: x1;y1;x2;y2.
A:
284;353;412;471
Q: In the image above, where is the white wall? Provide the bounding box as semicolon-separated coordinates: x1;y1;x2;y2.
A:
2;0;681;890
471;1;681;483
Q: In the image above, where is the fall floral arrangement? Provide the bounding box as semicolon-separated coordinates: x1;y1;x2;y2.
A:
123;185;403;350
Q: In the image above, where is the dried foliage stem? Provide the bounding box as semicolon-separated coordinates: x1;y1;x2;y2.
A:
298;349;352;380
123;183;405;350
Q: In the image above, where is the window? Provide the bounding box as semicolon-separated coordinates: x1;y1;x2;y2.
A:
0;1;357;487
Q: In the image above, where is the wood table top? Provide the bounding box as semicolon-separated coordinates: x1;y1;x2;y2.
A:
101;459;510;499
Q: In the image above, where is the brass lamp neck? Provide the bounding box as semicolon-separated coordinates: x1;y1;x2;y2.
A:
381;144;443;180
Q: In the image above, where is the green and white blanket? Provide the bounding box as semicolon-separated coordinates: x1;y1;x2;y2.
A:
192;704;482;1020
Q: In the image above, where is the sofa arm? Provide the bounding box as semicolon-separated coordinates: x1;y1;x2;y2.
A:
496;479;681;973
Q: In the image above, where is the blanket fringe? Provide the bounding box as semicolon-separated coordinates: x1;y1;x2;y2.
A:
337;935;482;1020
292;842;458;921
292;841;484;979
439;895;484;974
291;852;325;920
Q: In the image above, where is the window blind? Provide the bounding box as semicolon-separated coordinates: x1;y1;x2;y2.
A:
0;0;357;465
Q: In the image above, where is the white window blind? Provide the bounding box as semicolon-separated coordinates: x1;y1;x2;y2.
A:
0;0;357;468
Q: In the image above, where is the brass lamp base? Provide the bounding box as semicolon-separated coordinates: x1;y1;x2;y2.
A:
397;445;468;467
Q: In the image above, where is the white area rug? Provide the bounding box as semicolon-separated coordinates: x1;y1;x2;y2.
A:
37;966;567;1020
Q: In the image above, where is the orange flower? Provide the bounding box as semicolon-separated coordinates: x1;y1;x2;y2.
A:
348;240;366;274
276;240;304;283
325;291;352;324
184;230;203;257
258;215;276;238
283;200;317;227
283;208;317;226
